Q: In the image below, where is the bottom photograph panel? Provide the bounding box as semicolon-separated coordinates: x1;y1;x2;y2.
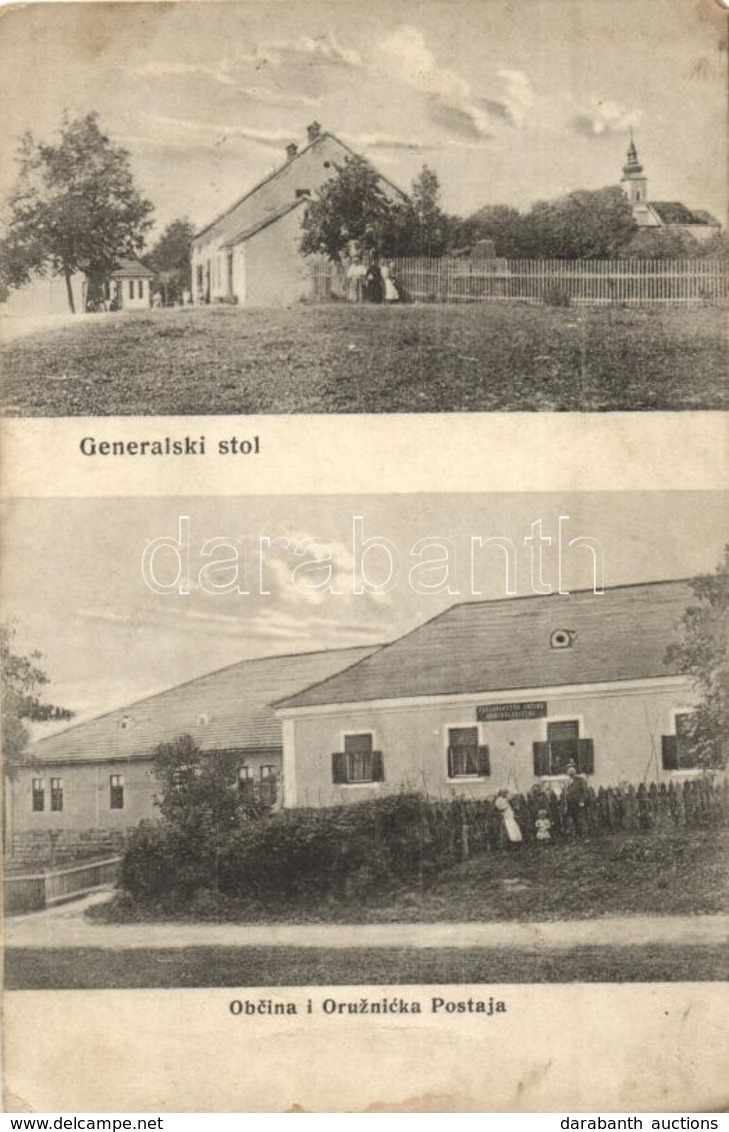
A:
2;491;728;993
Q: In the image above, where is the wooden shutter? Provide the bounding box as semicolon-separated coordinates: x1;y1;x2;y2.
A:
447;746;456;778
661;735;679;771
577;738;594;775
332;752;347;783
371;751;384;782
533;741;551;776
477;745;491;777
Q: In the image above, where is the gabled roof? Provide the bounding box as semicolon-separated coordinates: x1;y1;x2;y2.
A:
111;258;156;279
221;197;307;248
278;580;694;711
29;644;379;766
193;129;406;249
690;209;721;228
649;202;715;227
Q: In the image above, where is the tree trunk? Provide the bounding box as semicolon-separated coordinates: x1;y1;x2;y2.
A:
64;268;76;314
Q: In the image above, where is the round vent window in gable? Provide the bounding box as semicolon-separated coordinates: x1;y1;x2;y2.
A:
550;629;575;650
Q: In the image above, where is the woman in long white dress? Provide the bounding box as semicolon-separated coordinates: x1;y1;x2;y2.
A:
381;261;399;303
495;791;523;844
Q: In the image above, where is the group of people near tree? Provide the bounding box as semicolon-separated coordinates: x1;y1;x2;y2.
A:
345;255;403;304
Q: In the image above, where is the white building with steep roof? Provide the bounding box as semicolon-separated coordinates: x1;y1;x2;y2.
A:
191;121;405;307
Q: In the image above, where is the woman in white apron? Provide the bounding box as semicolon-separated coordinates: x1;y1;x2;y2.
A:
495;790;523;844
381;261;399;303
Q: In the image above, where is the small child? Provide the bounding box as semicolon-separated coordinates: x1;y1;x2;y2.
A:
535;808;552;843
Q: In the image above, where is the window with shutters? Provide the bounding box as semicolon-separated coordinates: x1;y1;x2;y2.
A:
533;719;594;776
447;726;490;778
50;777;64;812
661;713;698;771
128;280;134;301
331;734;384;784
238;765;254;797
32;778;45;812
109;774;125;809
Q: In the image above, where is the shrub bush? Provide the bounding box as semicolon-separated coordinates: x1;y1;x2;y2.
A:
542;284;571;307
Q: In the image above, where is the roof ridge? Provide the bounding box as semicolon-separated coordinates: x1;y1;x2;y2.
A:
275;577;695;710
30;641;383;748
193;131;333;242
193;129;406;243
444;576;694;611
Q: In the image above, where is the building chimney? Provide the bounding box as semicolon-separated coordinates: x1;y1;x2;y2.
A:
286;142;298;160
306;121;322;143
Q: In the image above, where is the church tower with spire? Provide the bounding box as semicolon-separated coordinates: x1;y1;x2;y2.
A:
621;135;648;204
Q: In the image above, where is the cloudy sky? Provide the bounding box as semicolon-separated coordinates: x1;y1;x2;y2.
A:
0;0;726;238
2;492;727;727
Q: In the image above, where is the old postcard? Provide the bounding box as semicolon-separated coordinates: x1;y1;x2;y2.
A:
1;0;728;1116
0;0;726;415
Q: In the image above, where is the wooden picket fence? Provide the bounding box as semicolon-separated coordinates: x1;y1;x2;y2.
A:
377;775;729;864
4;855;122;914
309;257;728;307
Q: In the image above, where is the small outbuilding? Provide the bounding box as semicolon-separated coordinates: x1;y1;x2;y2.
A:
109;258;155;310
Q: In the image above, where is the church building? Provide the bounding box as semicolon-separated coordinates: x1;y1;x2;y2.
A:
620;137;721;240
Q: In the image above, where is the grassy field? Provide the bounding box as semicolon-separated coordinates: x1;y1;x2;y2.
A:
6;942;728;989
95;829;729;925
2;302;726;415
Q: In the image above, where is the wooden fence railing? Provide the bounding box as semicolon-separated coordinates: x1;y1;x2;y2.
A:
4;856;122;915
309;257;729;307
405;776;729;861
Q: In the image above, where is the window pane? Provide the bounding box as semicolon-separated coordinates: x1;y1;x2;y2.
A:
449;726;478;748
51;778;64;812
344;734;373;756
547;720;580;743
448;727;479;775
32;779;45;812
549;740;579;774
110;775;124;809
675;714;697;769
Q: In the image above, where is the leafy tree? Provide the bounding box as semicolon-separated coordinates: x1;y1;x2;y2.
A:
452;204;529;257
525;185;636;258
116;735;275;901
393;165;450;257
1;623;73;769
146;217;195;304
300;154;401;260
0;112;154;312
665;548;729;770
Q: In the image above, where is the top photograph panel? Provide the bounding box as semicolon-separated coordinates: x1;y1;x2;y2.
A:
0;0;726;417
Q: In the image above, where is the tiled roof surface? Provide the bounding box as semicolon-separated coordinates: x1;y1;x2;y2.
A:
222;198;307;248
650;202;709;226
193;131;406;248
193;133;345;248
279;581;694;710
110;258;156;278
29;645;379;765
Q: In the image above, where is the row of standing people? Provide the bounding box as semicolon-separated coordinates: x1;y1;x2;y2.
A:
452;767;729;849
345;257;402;304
